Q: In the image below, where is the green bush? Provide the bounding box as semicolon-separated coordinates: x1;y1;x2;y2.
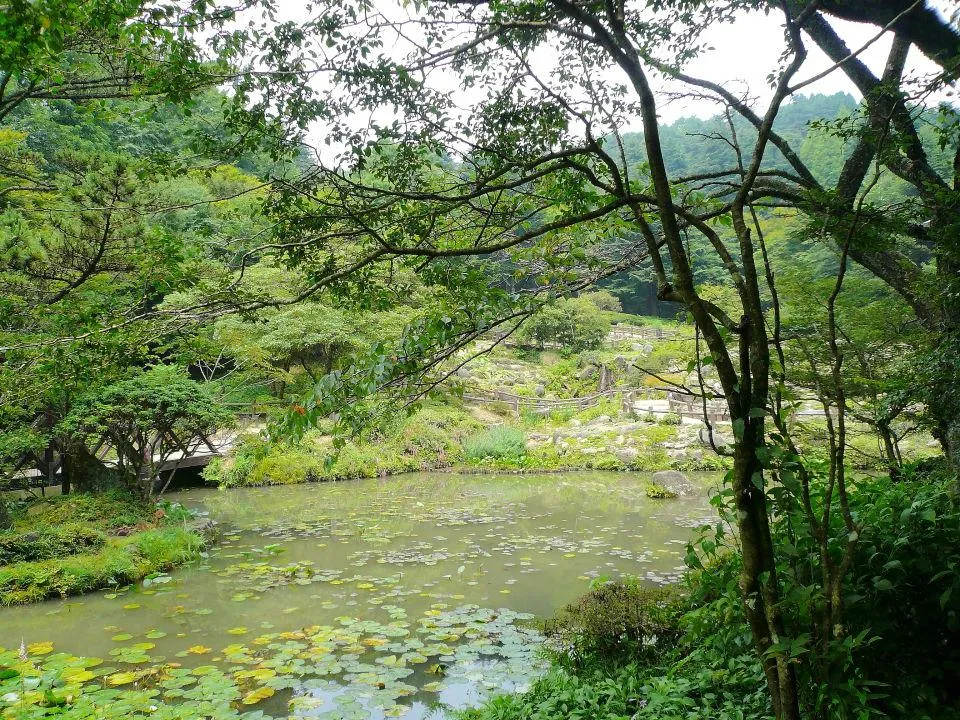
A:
464;561;771;720
579;291;622;312
573;397;621;423
246;447;323;485
0;524;106;565
463;426;526;463
838;472;960;713
543;579;684;668
19;490;153;531
213;403;482;487
133;527;205;569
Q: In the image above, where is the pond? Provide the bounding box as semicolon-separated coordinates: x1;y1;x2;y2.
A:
0;471;717;720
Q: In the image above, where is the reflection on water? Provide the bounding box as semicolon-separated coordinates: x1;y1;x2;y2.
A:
0;471;717;719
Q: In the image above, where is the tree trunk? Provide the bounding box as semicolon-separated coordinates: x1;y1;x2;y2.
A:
731;426;802;720
60;449;71;495
877;421;901;476
0;497;11;531
62;443;115;493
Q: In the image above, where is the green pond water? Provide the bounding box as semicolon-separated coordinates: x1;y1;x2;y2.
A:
0;471;717;720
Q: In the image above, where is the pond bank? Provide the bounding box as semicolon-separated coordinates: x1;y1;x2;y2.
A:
203;402;728;490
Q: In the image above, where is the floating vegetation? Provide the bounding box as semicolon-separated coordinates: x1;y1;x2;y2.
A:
0;605;545;720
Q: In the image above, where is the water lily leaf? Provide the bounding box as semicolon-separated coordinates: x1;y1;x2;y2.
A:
241;686;275;704
26;642;53;656
107;671;137;686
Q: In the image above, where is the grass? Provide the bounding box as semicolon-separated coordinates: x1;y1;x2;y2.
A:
463;426;526;463
0;492;205;606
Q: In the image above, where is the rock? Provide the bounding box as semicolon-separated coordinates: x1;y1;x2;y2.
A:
614;355;628;370
651;470;696;497
579;366;597;380
642;344;654;354
534;384;546;397
581;447;601;455
187;518;219;541
614;447;639;464
587;414;611;426
569;419;582;427
615;434;625;445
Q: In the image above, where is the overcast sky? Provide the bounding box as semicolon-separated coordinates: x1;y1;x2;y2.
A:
651;1;956;124
265;1;957;150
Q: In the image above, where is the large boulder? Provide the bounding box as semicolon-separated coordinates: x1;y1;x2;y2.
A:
651;470;696;497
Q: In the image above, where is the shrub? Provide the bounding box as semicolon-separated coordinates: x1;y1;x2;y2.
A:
463;425;526;463
0;524;106;565
486;400;518;417
19;490;153;531
246;447;323;485
133;527;205;569
839;473;960;713
573;397;620;423
543;579;684;668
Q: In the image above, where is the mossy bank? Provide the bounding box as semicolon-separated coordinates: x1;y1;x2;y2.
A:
0;491;206;605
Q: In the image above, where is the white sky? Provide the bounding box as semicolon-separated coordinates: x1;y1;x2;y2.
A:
652;1;956;124
264;1;957;147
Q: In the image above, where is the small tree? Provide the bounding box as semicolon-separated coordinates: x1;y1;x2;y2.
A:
519;298;611;351
580;290;622;313
61;366;232;499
